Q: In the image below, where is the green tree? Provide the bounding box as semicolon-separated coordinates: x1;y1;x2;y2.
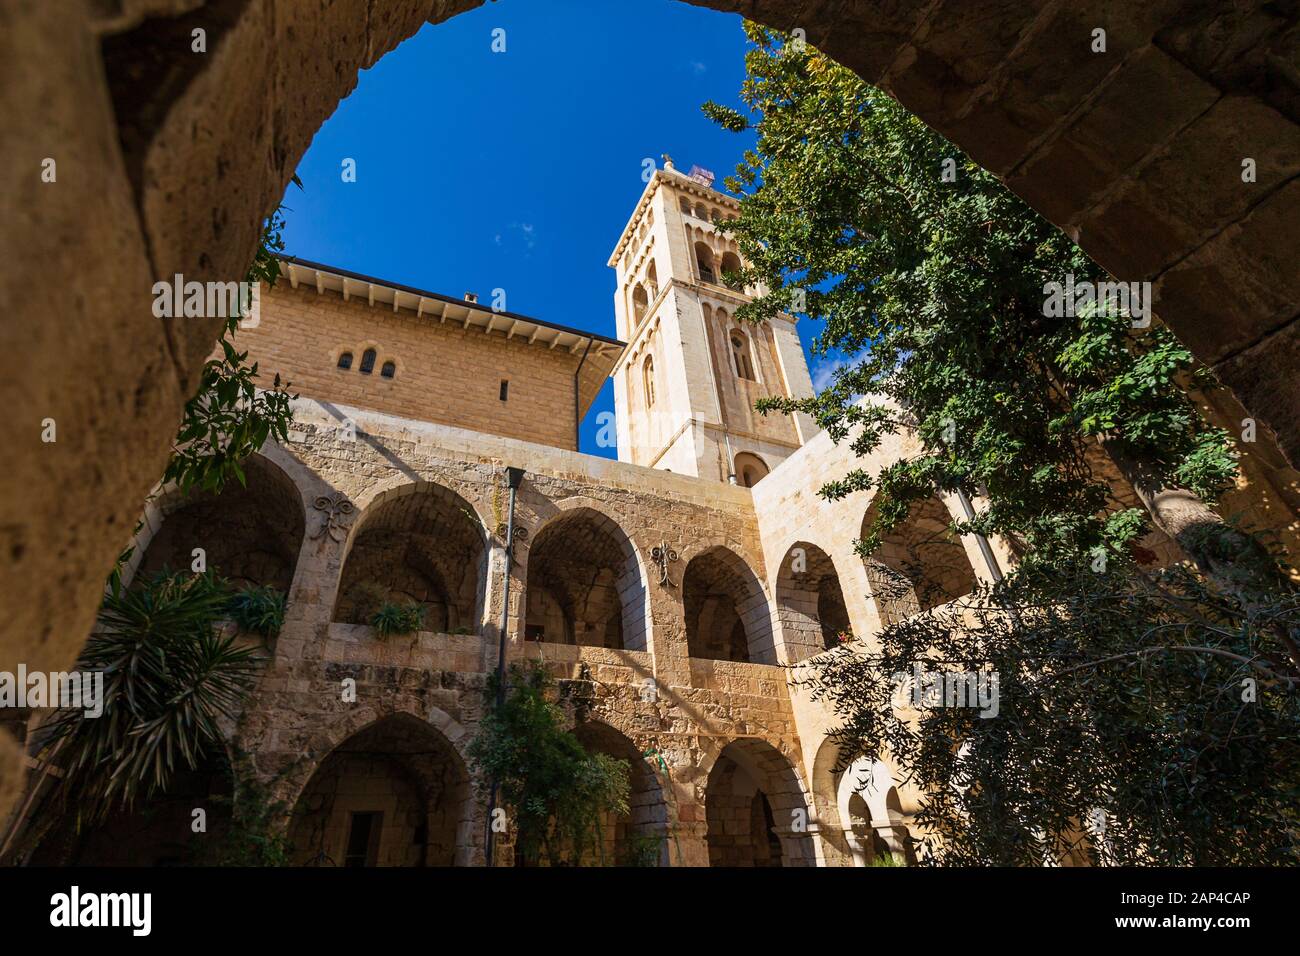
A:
702;25;1249;581
469;662;631;866
705;24;1299;864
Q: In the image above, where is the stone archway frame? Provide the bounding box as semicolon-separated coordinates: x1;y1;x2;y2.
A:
5;0;1297;824
517;496;653;655
331;476;495;635
276;701;481;867
119;446;311;592
678;539;775;665
699;735;818;867
771;537;859;663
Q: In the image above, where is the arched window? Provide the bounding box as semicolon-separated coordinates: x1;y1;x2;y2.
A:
720;251;743;291
680;197;691;215
643;355;656;408
646;261;658;299
632;283;649;325
695;242;715;284
730;330;755;381
359;348;376;374
380;361;396;379
695;203;709;220
337;352;353;370
733;452;769;488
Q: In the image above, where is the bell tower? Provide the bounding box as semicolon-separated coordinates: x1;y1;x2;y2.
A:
607;158;817;485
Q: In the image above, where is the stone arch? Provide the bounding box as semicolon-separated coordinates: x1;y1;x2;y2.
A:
694;241;716;283
719;249;743;289
732;450;768;486
774;541;851;661
133;452;307;593
333;481;488;634
836;755;917;866
631;282;649;325
682;545;774;664
862;494;977;626
522;505;648;651
572;721;669;866
704;737;816;867
11;0;1299;830
287;712;474;867
26;750;235;866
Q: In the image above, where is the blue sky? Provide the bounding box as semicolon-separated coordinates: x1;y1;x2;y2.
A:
279;0;829;456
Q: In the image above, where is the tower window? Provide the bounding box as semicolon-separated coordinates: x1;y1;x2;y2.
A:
337;352;353;370
695;242;715;285
734;452;769;487
721;251;743;291
359;348;376;374
680;197;691;215
643;355;656;408
500;380;509;401
731;331;755;381
632;283;649;325
380;361;396;379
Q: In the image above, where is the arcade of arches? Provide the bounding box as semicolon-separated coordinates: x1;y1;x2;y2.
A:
334;485;486;633
5;0;1296;859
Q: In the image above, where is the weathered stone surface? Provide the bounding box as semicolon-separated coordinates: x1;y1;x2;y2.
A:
3;0;1299;828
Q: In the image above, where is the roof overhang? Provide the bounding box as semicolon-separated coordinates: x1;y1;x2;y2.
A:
277;256;626;418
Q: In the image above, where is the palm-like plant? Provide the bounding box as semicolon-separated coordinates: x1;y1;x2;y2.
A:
39;571;262;821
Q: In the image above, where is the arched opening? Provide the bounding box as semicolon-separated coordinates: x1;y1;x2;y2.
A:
337;351;353;370
719;250;743;290
288;714;472;867
645;260;658;299
729;329;756;381
524;508;646;650
837;756;916;866
572;722;668;866
775;542;851;660
334;484;486;634
642;355;656;409
682;546;772;664
694;242;716;284
732;451;768;487
137;453;305;592
863;495;977;626
26;754;234;866
359;348;377;374
705;739;814;867
631;282;649;325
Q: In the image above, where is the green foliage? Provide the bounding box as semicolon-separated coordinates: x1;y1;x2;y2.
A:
162;192;301;496
468;662;631;866
370;601;427;636
804;562;1300;865
209;766;294;867
226;585;286;639
704;25;1237;571
41;571;262;822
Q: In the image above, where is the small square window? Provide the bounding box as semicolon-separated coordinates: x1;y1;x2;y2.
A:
499;380;509;401
380;361;395;379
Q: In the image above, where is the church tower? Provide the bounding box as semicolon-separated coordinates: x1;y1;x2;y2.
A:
607;159;817;485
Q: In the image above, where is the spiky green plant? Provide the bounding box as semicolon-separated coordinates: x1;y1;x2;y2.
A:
370;601;426;636
227;585;287;639
39;571;262;822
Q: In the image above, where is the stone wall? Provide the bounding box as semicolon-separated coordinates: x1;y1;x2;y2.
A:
3;0;1297;833
238;281;590;451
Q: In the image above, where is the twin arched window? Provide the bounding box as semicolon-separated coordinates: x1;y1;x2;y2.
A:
730;330;755;381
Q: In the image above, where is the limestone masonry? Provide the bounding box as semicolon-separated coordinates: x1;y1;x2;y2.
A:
12;163;1297;867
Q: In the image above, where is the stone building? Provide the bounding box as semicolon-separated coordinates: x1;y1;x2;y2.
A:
7;161;1296;868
